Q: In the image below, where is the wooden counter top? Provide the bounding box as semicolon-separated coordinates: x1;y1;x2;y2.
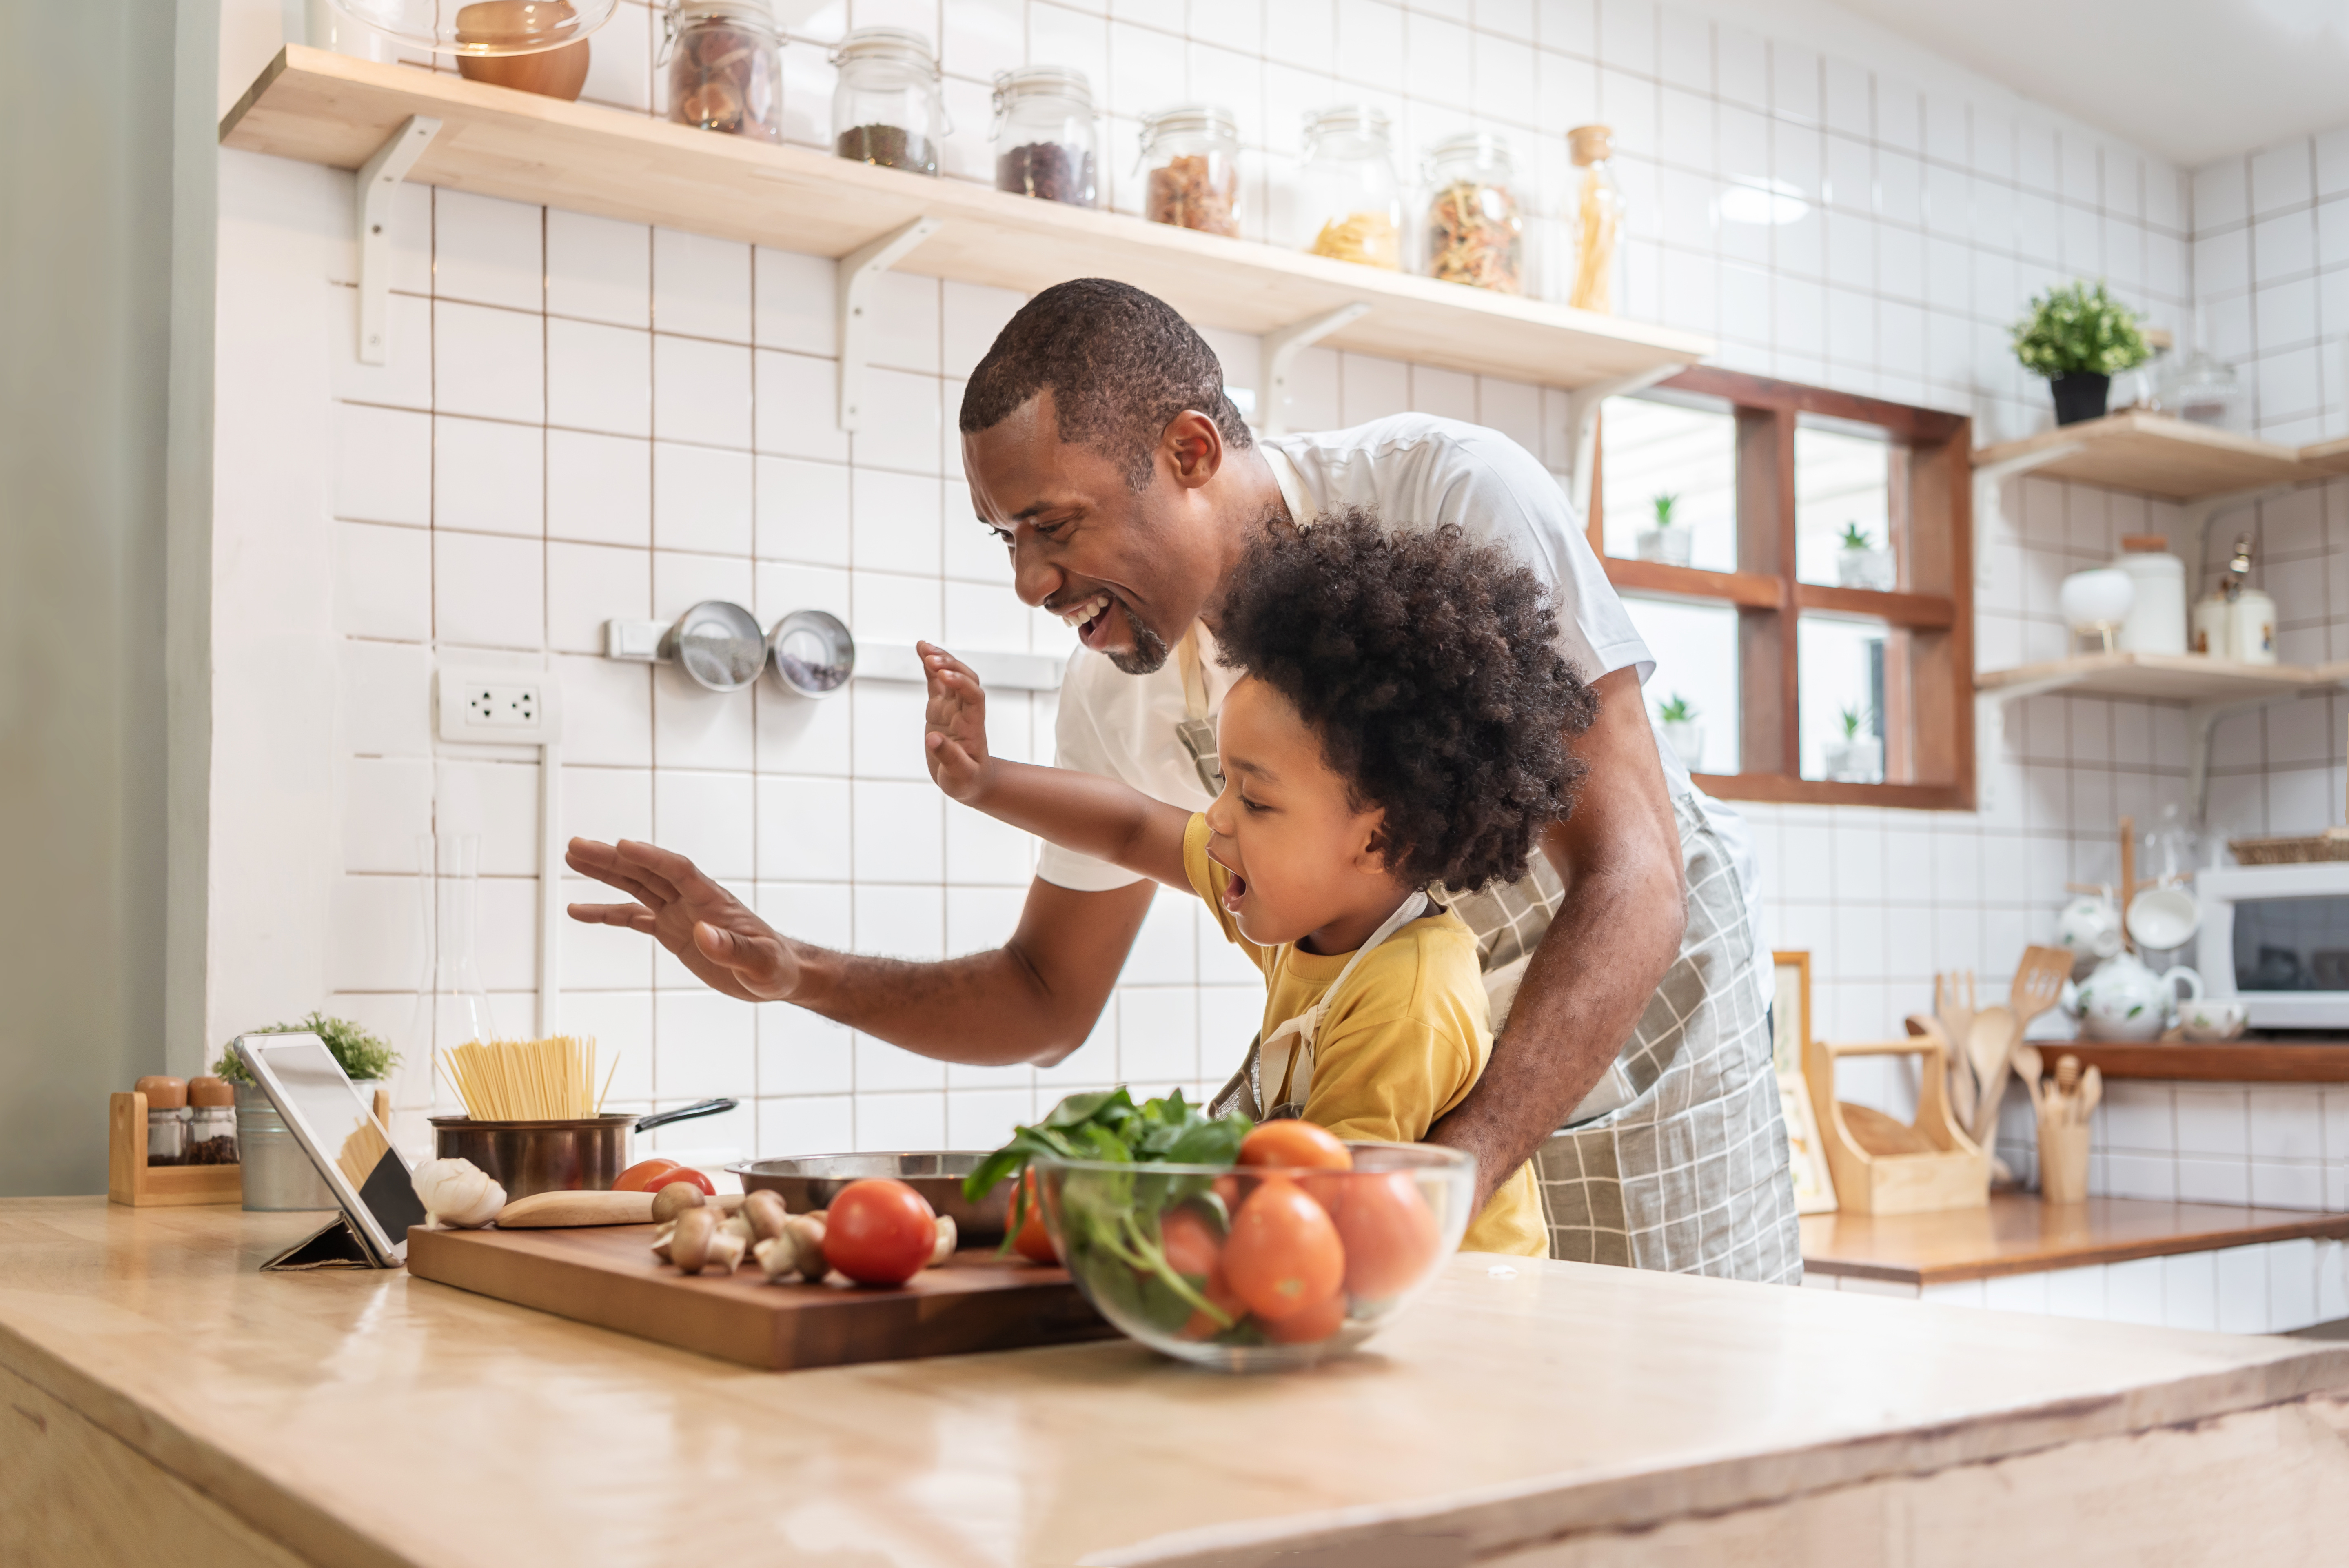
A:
6;1200;2349;1567
1804;1195;2349;1286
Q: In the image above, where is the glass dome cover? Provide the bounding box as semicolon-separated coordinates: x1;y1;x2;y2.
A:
330;0;619;57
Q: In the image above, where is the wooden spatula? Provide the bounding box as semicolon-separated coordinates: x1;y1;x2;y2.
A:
1965;1004;2021;1149
2010;945;2071;1029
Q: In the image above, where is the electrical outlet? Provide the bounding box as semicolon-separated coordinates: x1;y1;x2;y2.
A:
437;668;563;745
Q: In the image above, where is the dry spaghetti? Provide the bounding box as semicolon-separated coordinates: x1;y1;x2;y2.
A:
439;1036;612;1122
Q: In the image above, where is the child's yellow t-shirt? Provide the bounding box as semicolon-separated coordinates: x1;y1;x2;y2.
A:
1182;814;1545;1256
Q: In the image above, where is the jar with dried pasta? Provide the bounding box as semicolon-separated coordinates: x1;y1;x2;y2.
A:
1297;106;1401;270
1422;132;1524;293
1139;104;1241;238
661;0;782;144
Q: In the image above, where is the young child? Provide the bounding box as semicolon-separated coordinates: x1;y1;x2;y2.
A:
919;509;1597;1253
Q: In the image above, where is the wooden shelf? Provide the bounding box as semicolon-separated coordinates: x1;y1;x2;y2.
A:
2052;1041;2349;1084
2302;435;2349;476
1974;412;2321;499
1803;1194;2349;1286
220;47;1712;393
1975;651;2347;705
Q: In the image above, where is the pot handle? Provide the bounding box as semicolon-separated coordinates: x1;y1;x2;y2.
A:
633;1097;737;1133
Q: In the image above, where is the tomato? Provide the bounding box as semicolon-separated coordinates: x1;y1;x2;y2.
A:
612;1158;682;1193
1011;1169;1058;1264
823;1178;938;1286
1238;1120;1353;1172
1180;1262;1249;1340
1335;1171;1441;1301
1212;1174;1243;1210
1222;1177;1345;1322
1263;1288;1347;1344
1300;1172;1350;1220
1159;1206;1221;1278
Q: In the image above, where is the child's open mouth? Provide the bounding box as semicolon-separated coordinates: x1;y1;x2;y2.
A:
1218;869;1248;913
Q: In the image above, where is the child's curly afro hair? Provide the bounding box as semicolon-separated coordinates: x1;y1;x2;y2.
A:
1213;508;1600;894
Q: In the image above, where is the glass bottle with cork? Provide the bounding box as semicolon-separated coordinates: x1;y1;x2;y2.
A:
1298;106;1402;270
661;0;783;143
994;67;1100;207
1566;124;1626;313
1140;104;1242;237
830;27;947;175
1422;131;1524;293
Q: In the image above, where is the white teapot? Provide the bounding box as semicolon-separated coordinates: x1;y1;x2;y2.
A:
2055;893;2124;965
2069;951;2203;1042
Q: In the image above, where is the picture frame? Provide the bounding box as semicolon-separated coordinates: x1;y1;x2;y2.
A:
1772;951;1836;1215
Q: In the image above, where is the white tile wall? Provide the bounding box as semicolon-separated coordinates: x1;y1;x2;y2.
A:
215;1;2347;1226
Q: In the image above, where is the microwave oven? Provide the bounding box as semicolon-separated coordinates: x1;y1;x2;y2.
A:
2196;861;2349;1029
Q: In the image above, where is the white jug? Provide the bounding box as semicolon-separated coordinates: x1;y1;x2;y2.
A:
2070;951;2203;1042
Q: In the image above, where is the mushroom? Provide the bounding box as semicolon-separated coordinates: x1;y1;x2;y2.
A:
782;1213;827;1280
741;1189;789;1242
668;1206;721;1274
650;1220;677;1262
650;1181;707;1224
703;1225;747;1275
718;1212;754;1246
928;1214;957;1267
752;1235;797;1282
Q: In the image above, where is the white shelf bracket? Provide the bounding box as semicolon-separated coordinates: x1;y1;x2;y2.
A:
1258;303;1370;437
1969;440;2083;588
838;217;943;432
354;114;440;366
1563;365;1681;515
2183;482;2294;564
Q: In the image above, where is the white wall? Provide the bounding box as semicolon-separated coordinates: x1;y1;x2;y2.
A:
208;1;2348;1206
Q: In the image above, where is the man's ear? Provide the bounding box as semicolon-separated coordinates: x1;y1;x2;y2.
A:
1161;409;1226;490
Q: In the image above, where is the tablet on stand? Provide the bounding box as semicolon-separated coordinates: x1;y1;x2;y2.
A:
235;1033;425;1270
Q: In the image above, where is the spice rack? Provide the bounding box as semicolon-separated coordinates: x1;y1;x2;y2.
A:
219;46;1708;457
108;1092;242;1208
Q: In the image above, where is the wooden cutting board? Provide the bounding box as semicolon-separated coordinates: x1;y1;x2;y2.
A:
406;1223;1114;1371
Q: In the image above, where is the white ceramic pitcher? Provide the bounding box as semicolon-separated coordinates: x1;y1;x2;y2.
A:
2070;951;2203;1042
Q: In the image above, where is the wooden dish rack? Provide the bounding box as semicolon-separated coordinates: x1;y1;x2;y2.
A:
1803;1033;1988;1215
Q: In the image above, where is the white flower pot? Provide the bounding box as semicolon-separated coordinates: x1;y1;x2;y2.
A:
1823;736;1882;784
1660;719;1704;771
1636;527;1692;567
1836;547;1894;592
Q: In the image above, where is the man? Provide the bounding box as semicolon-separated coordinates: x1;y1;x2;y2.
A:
570;279;1800;1281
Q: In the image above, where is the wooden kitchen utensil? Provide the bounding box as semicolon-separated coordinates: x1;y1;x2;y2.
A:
2012;1043;2045;1120
1964;1004;2022;1149
1803;1032;1988;1215
2036;1053;2092;1204
1910;1012;1974;1129
2009;946;2071;1028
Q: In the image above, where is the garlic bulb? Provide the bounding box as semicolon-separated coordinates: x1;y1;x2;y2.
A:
412;1157;506;1228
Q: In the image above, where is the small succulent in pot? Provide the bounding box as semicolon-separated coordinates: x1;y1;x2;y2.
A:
1635;490;1691;567
2010;279;2151;426
1655;693;1703;773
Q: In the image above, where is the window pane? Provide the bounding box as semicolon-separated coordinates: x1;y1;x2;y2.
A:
1794;418;1899;589
1622;596;1741;775
1600;395;1738;573
1798;613;1890;782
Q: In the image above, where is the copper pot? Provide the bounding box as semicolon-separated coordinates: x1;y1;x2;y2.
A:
430;1098;734;1199
454;2;592;101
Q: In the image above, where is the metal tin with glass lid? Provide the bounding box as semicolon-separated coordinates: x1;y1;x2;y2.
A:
660;600;767;692
766;610;856;697
994;66;1100;207
1298;105;1402;269
661;0;782;143
1423;131;1524;293
1139;104;1242;237
830;27;948;175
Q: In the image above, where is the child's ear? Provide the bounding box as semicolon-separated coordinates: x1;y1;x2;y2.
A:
1351;811;1395;877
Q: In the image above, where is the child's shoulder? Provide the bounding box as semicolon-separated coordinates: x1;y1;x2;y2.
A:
1338;908;1489;1027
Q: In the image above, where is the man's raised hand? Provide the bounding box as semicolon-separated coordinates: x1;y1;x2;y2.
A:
564;837;802;1003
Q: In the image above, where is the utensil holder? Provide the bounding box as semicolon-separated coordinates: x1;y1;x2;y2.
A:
2037;1119;2091;1204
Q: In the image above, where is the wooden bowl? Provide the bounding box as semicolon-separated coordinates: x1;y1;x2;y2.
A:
454;1;592;102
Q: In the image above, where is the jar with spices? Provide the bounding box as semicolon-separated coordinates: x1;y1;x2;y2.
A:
1139;104;1241;238
661;0;781;144
187;1076;240;1167
136;1076;189;1167
830;27;947;175
1566;124;1626;313
1422;132;1524;293
994;67;1100;208
1298;106;1402;270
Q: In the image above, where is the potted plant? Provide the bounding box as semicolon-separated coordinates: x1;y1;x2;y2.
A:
1635;492;1691;567
2010;279;2151;426
1823;705;1883;784
215;1013;400;1211
1835;522;1894;591
1655;693;1704;771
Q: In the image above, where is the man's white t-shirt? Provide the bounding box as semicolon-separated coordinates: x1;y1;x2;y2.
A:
1036;413;1770;1004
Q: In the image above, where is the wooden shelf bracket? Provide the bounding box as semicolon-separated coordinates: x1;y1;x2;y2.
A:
836;216;943;432
1258;302;1370;437
354;113;440;366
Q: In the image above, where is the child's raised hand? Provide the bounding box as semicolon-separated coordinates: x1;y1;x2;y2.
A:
920;641;994;803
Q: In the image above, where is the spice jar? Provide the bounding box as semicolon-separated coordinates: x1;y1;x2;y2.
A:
187;1076;241;1167
1566;124;1626;313
1298;106;1402;269
136;1076;189;1167
1140;104;1241;237
830;27;947;175
1423;131;1524;293
994;66;1099;208
662;0;781;144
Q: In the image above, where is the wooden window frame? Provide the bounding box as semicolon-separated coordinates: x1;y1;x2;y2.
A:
1590;366;1976;810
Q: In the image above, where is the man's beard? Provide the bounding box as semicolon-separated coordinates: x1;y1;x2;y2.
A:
1105;601;1171;675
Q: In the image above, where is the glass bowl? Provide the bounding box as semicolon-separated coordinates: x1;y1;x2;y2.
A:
1033;1142;1476;1371
327;0;618;57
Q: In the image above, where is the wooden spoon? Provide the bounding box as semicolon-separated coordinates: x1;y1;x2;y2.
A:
2078;1065;2103;1126
2012;1043;2045;1120
1965;1005;2021;1148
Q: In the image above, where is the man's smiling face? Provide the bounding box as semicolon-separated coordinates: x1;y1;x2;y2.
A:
962;390;1232;675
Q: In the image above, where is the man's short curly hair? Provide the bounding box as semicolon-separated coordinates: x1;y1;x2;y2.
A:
958;279;1252;490
1213;510;1600;894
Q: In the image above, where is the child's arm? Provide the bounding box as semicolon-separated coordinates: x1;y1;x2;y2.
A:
918;641;1191;891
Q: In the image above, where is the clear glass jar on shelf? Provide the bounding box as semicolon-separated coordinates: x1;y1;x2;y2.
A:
187;1076;240;1167
136;1076;189;1166
994;67;1100;207
1140;104;1241;237
661;0;782;144
830;27;947;175
1422;131;1524;293
1299;106;1402;270
1566;124;1626;313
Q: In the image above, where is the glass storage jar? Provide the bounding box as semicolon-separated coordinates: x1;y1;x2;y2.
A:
1139;104;1241;237
187;1076;240;1167
136;1076;189;1166
994;66;1100;207
662;0;781;143
830;27;946;175
1423;131;1524;293
1299;106;1402;269
1566;124;1626;313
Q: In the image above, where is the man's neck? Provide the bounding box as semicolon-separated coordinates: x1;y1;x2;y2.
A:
1197;446;1295;639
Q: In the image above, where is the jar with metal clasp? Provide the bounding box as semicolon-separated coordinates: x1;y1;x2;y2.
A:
830;26;947;174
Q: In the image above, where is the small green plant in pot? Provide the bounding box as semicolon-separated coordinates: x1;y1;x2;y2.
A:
2010;280;2150;426
215;1014;401;1213
1635;491;1691;567
1655;693;1704;771
214;1012;400;1084
1824;705;1883;784
1835;522;1894;591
